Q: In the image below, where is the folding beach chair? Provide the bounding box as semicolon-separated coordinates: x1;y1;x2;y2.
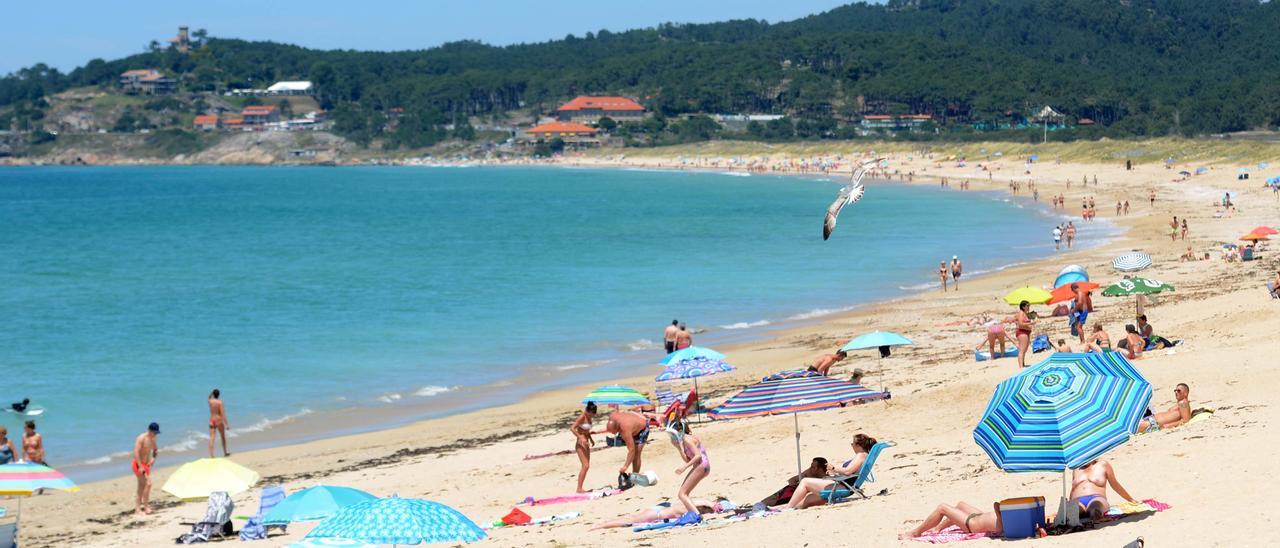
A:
0;521;15;548
655;387;678;408
177;491;234;544
996;496;1046;539
821;441;895;503
239;484;287;540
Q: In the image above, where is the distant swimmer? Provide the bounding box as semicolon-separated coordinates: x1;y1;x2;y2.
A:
823;158;881;240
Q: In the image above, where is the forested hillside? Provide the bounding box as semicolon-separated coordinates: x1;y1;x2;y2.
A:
4;0;1280;146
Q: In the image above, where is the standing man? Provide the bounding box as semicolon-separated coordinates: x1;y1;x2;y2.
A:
1069;283;1094;344
208;389;230;458
133;423;160;516
663;320;680;355
675;323;693;350
604;411;650;489
22;420;45;465
950;256;963;290
1053;225;1063;251
1065;222;1077;249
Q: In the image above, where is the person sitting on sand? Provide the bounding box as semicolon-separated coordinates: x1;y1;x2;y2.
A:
590;498;730;529
1120;324;1145;359
1085;323;1112;353
1139;383;1192;433
604;410;650;488
758;457;828;506
668;421;711;521
772;434;877;510
1270;269;1280;298
1135;315;1174;349
900;501;1003;539
1070;459;1138;521
810;350;847;376
977;319;1016;359
572;402;598;493
1050;338;1076;353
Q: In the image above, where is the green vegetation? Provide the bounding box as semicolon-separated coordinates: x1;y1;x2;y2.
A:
6;1;1280;148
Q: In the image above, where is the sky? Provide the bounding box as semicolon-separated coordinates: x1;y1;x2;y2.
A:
0;0;860;75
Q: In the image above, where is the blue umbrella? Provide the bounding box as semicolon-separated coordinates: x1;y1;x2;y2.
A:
660;346;726;365
656;349;735;422
264;486;379;525
307;496;486;545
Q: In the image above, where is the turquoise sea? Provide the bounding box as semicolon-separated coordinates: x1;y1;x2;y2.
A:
0;166;1105;479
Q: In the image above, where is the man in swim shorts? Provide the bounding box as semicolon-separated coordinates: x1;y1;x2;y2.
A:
663;320;679;354
1053;225;1063;251
605;411;650;488
810;350;847;376
1070;283;1093;343
1139;383;1192;433
950;256;963;289
133;422;160;516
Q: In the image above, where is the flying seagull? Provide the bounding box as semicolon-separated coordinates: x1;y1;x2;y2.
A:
823;158;882;240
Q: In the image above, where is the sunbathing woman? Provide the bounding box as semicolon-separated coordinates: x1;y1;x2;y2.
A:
900;501;1002;539
1085;323;1112;353
590;498;729;529
772;434;876;510
668;421;711;521
1071;459;1138;521
571;402;598;493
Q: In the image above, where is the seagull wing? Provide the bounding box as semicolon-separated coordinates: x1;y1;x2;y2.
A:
822;158;880;240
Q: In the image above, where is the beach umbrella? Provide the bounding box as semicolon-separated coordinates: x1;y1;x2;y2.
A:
841;331;914;393
709;370;885;477
1111;252;1152;272
1195;167;1208;175
161;458;260;501
1251;226;1278;236
1003;286;1052;306
0;462;80;533
656;347;735;422
264;485;379;525
580;385;650;407
1240;232;1269;242
660;346;726;365
1178;170;1191;176
1102;277;1175;316
306;496;486;545
1046;282;1100;305
973;352;1150;522
289;539;378;548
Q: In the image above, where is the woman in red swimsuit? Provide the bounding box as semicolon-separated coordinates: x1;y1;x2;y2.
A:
1014;301;1035;368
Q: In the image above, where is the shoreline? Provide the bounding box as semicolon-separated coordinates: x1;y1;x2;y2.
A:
12;148;1280;547
50;164;1087;484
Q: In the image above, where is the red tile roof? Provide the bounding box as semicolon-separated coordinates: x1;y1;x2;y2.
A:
193;115;218;125
241;105;277;115
527;122;598;134
121;69;160;78
223;117;245;125
555;96;644;112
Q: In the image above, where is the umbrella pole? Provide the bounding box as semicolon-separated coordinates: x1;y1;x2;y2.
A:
794;413;803;480
694;377;701;424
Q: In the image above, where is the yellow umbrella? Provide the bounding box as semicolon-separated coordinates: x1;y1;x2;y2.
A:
161;458;260;501
1003;286;1052;306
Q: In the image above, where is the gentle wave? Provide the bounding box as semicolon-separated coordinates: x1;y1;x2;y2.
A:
377;393;403;403
413;385;454;397
719;320;770;329
148;407;317;459
787;306;857;321
625;339;660;351
719;171;751;177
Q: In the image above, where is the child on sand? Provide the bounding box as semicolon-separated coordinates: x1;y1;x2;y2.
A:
668;421;711;522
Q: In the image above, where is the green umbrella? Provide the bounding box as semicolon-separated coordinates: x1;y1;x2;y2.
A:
1102;277;1174;315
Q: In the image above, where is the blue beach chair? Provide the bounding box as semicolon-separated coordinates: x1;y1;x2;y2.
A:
996;496;1046;539
820;441;895;503
239;485;287;540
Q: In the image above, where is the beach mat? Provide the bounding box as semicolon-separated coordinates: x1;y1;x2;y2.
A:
1106;499;1171;519
975;348;1018;361
483;509;580;530
911;525;995;544
520;488;621;506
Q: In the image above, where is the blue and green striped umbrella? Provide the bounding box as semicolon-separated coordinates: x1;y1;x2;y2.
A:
306;496;485;545
973;352;1151;472
581;385;650;406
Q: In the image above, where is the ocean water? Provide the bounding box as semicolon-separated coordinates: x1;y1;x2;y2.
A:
0;165;1100;478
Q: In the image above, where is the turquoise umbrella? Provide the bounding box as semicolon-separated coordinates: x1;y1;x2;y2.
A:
841;331;914;393
581;385;650;406
264;485;378;525
307;496;486;545
660;346;726;365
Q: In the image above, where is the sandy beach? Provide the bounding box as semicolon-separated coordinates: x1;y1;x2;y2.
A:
10;147;1280;547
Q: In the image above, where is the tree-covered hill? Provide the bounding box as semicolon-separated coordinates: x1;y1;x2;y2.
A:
5;0;1280;144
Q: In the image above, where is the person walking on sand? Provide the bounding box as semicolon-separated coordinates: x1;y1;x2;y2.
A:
133;423;160;516
950;256;963;290
1053;225;1063;251
675;323;692;350
1170;216;1179;242
604;411;650;489
1066;222;1077;249
668;421;711;522
1124;200;1130;215
938;261;949;291
1149;189;1156;206
1069;283;1093;344
1014;301;1034;368
22;420;45;465
208;389;230;458
571;402;598;493
663;320;680;355
1180;219;1188;241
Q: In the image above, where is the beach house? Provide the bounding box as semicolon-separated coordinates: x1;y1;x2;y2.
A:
241;105;280;126
193;114;220;131
119;70;176;95
553;96;645;123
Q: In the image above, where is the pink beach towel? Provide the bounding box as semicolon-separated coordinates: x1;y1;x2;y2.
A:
521;488;622;506
1106;498;1171;518
912;526;995;544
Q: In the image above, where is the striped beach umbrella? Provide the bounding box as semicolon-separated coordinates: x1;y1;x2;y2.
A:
710;370;885;477
581;385;650;406
973;352;1151;472
1111;252;1152;272
306;496;486;545
0;462;79;495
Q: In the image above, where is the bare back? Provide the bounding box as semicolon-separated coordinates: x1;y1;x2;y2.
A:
209;398;225;423
134;433;156;465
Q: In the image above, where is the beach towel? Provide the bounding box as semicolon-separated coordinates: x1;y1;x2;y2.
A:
483;510;580;530
520;488;621;506
911;526;995;544
1187;409;1215;425
1107;499;1171;518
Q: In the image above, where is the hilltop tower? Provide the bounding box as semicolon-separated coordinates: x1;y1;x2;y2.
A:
170;26;191;53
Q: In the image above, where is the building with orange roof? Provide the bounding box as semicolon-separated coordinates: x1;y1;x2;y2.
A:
193;114;220;130
525;121;599;139
241;105;279;126
222;117;245;129
554;96;645;123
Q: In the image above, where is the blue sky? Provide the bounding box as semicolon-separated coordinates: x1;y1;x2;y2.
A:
1;0;859;75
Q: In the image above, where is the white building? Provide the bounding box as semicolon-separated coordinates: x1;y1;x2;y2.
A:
266;81;313;95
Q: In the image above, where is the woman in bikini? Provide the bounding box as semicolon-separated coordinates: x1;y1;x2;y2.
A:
668;421;711;521
590;498;730;529
1070;459;1138;521
772;433;877;510
571;401;598;493
978;319;1015;360
1014;301;1034;368
1086;323;1112;353
938;262;949;292
900;501;1003;539
208;389;229;458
